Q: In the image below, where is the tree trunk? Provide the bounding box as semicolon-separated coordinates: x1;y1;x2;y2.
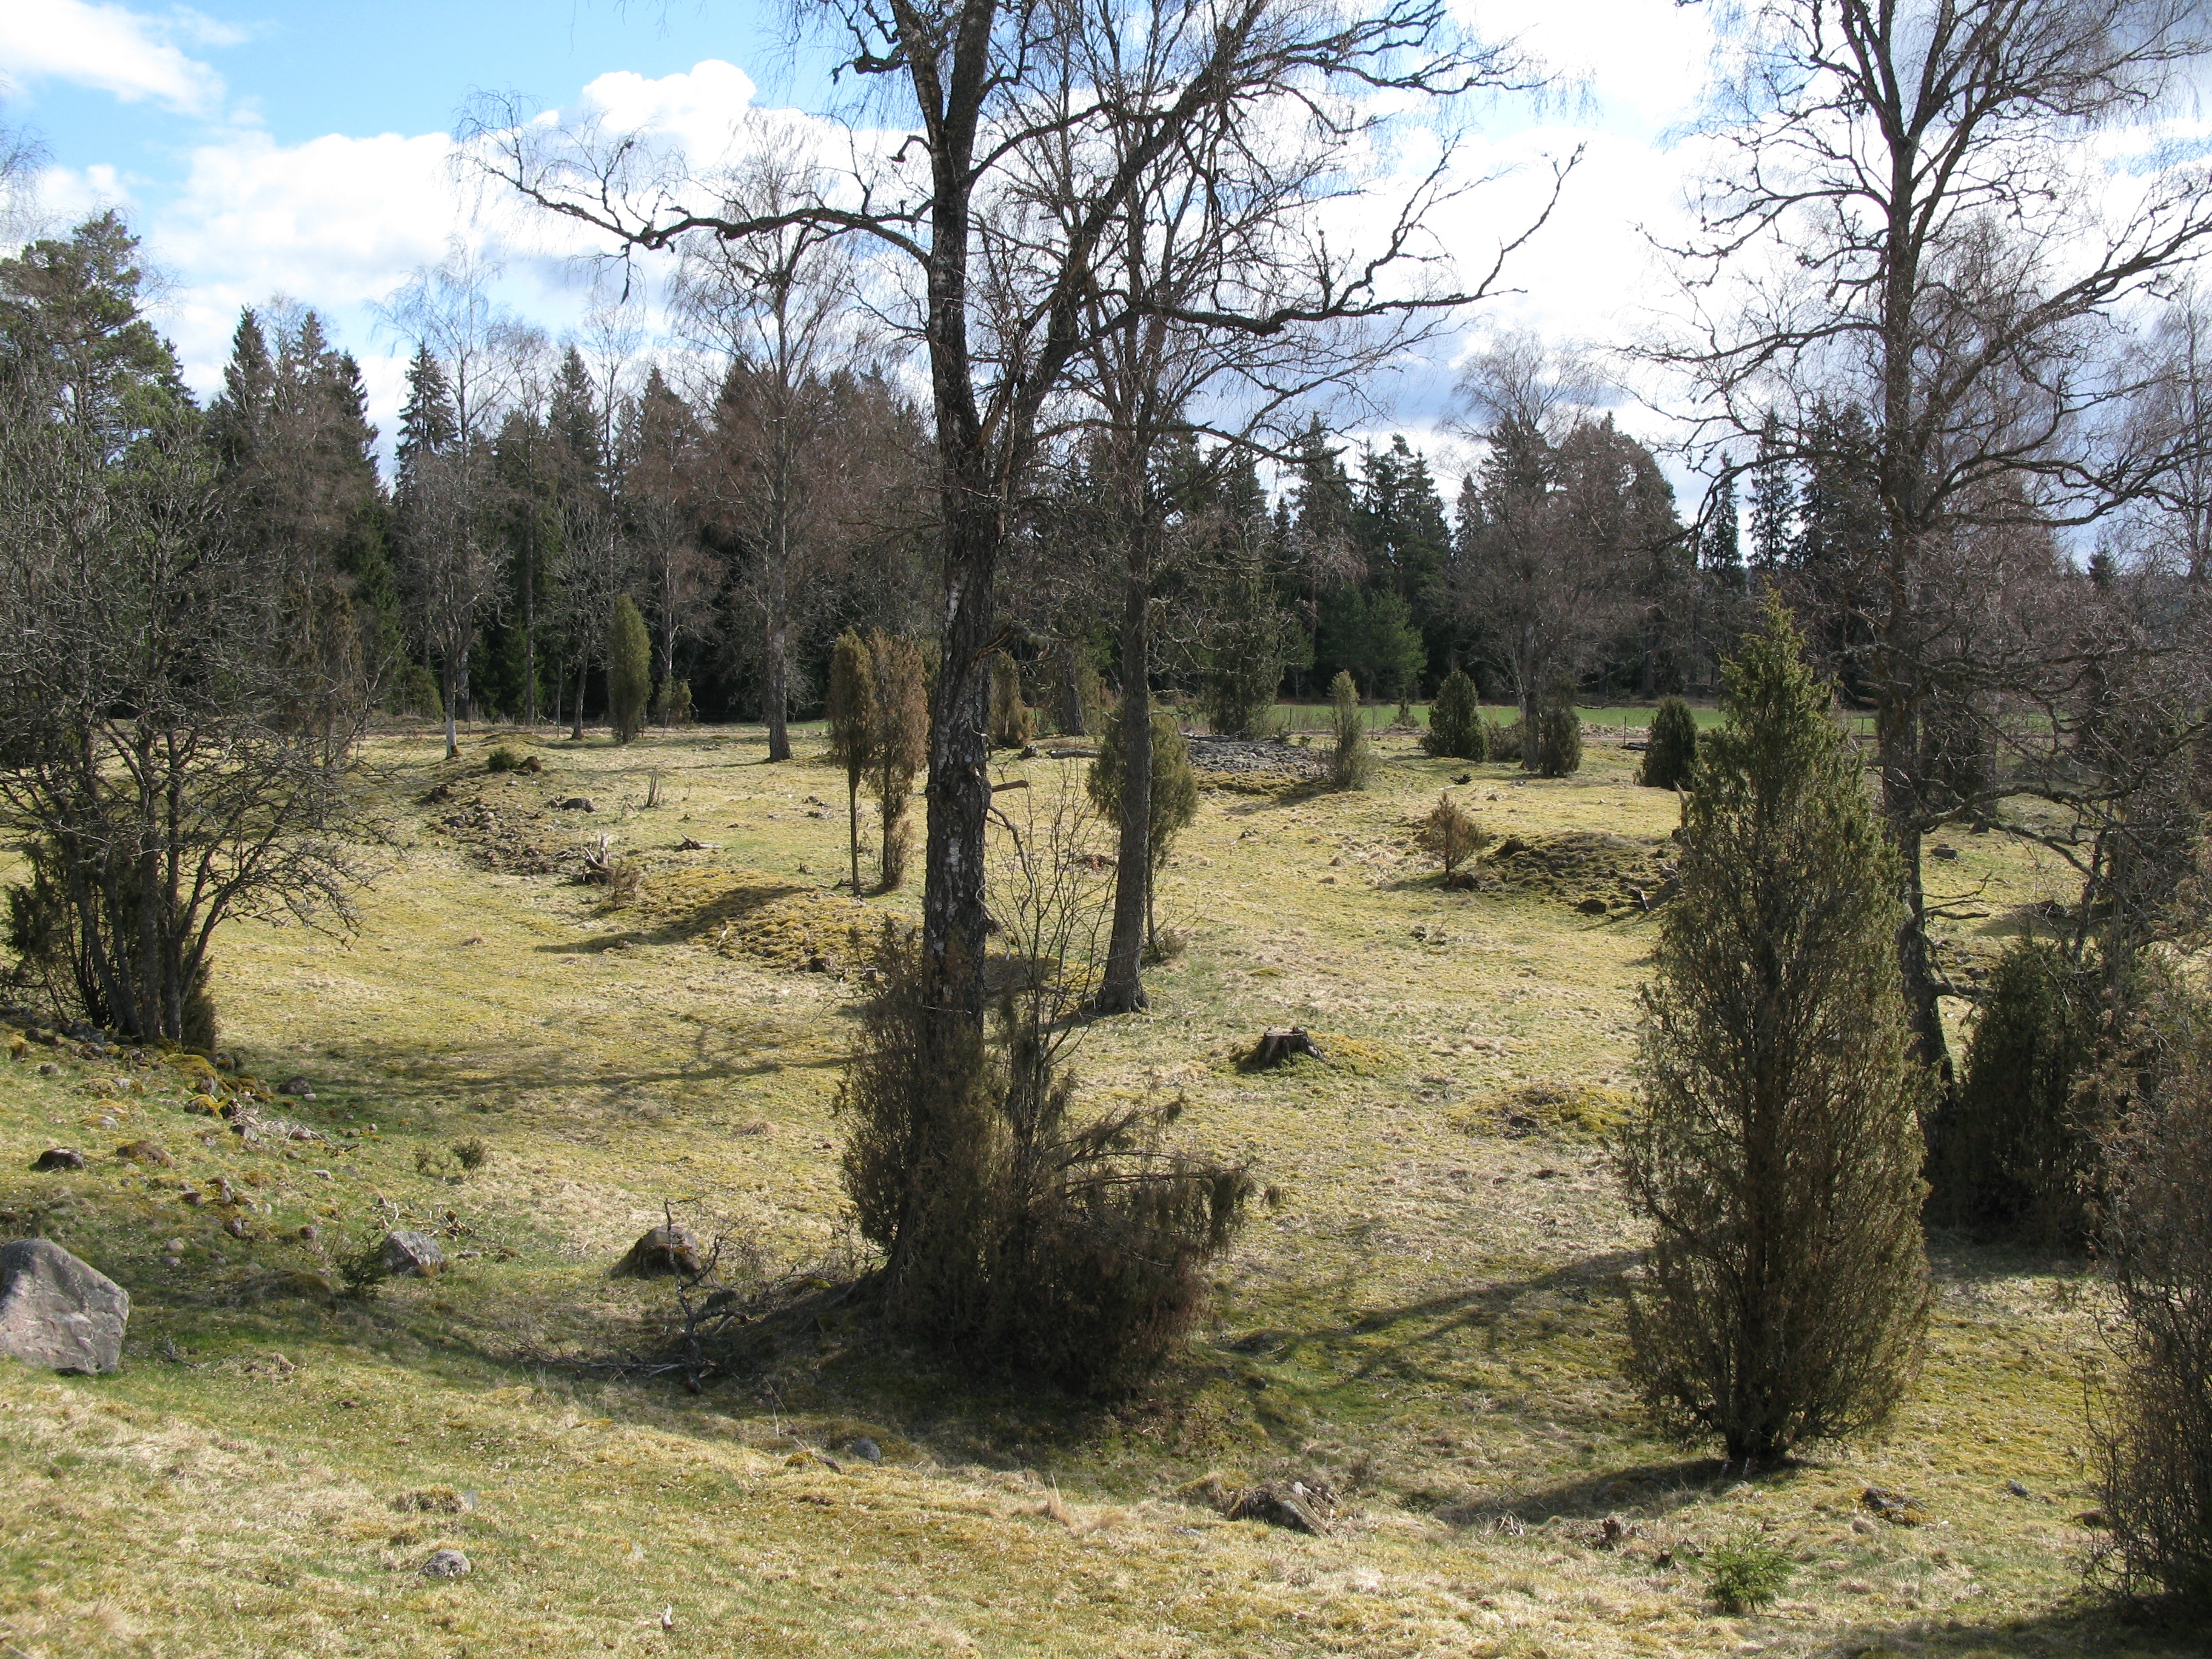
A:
921;489;996;1022
1878;696;1949;1082
848;770;862;894
443;656;461;760
1096;555;1153;1013
571;659;587;741
522;520;537;727
1057;643;1087;736
765;422;793;762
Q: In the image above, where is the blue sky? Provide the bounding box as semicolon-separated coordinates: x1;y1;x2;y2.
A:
0;1;1720;481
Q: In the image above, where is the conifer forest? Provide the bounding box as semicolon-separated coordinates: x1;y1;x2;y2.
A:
6;1;2212;1654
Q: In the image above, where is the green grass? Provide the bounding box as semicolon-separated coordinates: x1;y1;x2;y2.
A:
0;718;2182;1657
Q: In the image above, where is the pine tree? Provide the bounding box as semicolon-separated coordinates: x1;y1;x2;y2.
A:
608;594;652;743
827;631;876;893
1641;697;1700;789
865;631;930;890
1620;598;1931;1463
1424;667;1487;760
1535;680;1583;777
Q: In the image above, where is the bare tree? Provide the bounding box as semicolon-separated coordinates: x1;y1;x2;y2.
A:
0;340;361;1044
1453;332;1643;732
674;139;875;760
1654;0;2212;1072
468;0;1533;1030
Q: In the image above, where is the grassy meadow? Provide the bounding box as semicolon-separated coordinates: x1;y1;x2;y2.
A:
0;714;2189;1658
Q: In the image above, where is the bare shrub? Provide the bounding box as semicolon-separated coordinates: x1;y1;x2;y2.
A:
1620;600;1931;1464
2091;970;2212;1612
836;785;1250;1392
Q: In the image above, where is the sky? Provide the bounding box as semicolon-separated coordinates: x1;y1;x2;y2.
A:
0;0;1720;489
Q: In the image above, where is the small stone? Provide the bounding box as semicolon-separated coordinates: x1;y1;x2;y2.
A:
381;1230;447;1278
2008;1479;2031;1498
277;1076;313;1099
554;797;594;812
115;1140;173;1167
847;1438;882;1464
1575;897;1609;915
37;1061;59;1076
0;1238;130;1373
420;1549;471;1579
30;1147;85;1172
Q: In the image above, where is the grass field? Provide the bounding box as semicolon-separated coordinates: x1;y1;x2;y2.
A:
0;717;2191;1658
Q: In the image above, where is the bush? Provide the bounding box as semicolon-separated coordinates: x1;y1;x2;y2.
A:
485;745;524;773
1926;939;2101;1247
1619;598;1931;1464
989;651;1034;749
1327;671;1377;790
1706;1532;1795;1614
388;662;444;722
1424;668;1487;760
1418;792;1489;883
2090;972;2212;1611
653;677;694;728
837;924;1251;1393
1641;696;1700;789
1534;681;1583;776
608;596;652;743
1486;718;1525;765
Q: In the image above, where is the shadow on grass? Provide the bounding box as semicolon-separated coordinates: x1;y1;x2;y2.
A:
1814;1597;2210;1658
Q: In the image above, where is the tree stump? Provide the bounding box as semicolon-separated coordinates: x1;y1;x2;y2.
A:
1250;1027;1325;1068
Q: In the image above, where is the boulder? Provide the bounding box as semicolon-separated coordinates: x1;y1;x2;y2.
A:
276;1076;315;1099
115;1141;173;1167
420;1549;472;1578
381;1230;447;1278
613;1224;704;1278
0;1238;130;1373
30;1148;84;1172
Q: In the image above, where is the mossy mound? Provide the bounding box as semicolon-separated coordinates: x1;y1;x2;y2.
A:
1455;1082;1634;1141
1478;831;1673;911
632;867;877;974
1228;1030;1396;1078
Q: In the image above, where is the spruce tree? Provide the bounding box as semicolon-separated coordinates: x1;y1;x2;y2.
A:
1326;670;1376;789
1534;680;1583;776
1620;598;1931;1464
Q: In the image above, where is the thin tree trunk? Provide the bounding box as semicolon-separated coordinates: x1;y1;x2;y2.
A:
1097;552;1152;1013
848;772;862;893
444;657;461;759
1057;643;1086;736
571;659;586;741
765;424;793;762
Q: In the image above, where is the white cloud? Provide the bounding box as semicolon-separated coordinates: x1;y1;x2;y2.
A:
0;1;229;117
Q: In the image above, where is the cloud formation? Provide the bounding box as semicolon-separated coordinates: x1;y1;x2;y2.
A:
0;1;232;117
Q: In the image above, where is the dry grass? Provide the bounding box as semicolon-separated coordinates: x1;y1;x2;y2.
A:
0;719;2193;1657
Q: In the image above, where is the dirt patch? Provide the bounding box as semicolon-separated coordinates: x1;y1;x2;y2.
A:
1185;735;1323;794
631;866;880;975
420;778;577;875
